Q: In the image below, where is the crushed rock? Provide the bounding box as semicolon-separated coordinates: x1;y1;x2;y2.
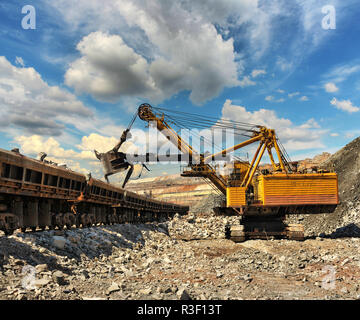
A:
1;215;359;300
287;136;360;237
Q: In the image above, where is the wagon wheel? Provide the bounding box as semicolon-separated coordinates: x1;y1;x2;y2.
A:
57;216;64;230
86;216;92;228
66;214;75;230
75;216;81;228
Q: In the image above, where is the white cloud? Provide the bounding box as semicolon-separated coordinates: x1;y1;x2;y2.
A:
324;82;339;93
324;61;360;84
299;96;309;101
221;99;326;151
65;32;159;102
251;69;266;78
276;89;285;94
288;92;300;98
238;76;256;87
12;134;122;177
299;119;320;129
330;98;360;113
266;96;284;103
0;56;93;136
330;133;339;137
14;135;79;159
64;4;240;106
76;133;119;154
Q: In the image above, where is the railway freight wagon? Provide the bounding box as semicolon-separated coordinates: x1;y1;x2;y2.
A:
0;148;188;235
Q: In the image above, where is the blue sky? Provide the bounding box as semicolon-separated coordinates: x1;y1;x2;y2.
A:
1;0;360;182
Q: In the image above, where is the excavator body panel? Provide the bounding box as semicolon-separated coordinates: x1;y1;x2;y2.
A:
255;172;338;206
226;187;246;207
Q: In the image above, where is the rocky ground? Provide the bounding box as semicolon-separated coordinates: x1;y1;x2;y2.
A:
1;213;359;300
288;136;360;238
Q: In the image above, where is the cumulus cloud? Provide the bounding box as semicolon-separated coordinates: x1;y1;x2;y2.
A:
221;99;325;151
330;98;360;113
76;133;119;153
65;32;159;102
14;135;79;159
299;96;309;101
13;134;117;177
324;82;339;93
0;56;93;136
14;135;95;175
64;10;240;105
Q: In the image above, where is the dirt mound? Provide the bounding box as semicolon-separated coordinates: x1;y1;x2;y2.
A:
287;136;360;237
190;193;225;214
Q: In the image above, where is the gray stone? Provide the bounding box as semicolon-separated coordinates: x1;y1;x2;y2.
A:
177;289;192;300
53;236;66;250
139;288;152;295
106;282;120;295
80;270;90;279
34;278;50;288
52;271;67;285
243;274;253;282
35;264;48;273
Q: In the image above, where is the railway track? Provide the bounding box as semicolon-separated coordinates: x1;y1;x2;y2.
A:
0;148;188;235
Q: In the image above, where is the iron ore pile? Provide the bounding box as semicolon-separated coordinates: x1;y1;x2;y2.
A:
189;193;225;215
287;136;360;238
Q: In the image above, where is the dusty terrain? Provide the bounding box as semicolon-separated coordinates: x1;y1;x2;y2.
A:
0;214;359;300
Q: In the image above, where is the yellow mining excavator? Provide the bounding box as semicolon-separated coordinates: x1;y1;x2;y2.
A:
96;103;339;242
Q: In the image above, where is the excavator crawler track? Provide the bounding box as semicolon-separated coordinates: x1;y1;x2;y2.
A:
226;221;305;243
